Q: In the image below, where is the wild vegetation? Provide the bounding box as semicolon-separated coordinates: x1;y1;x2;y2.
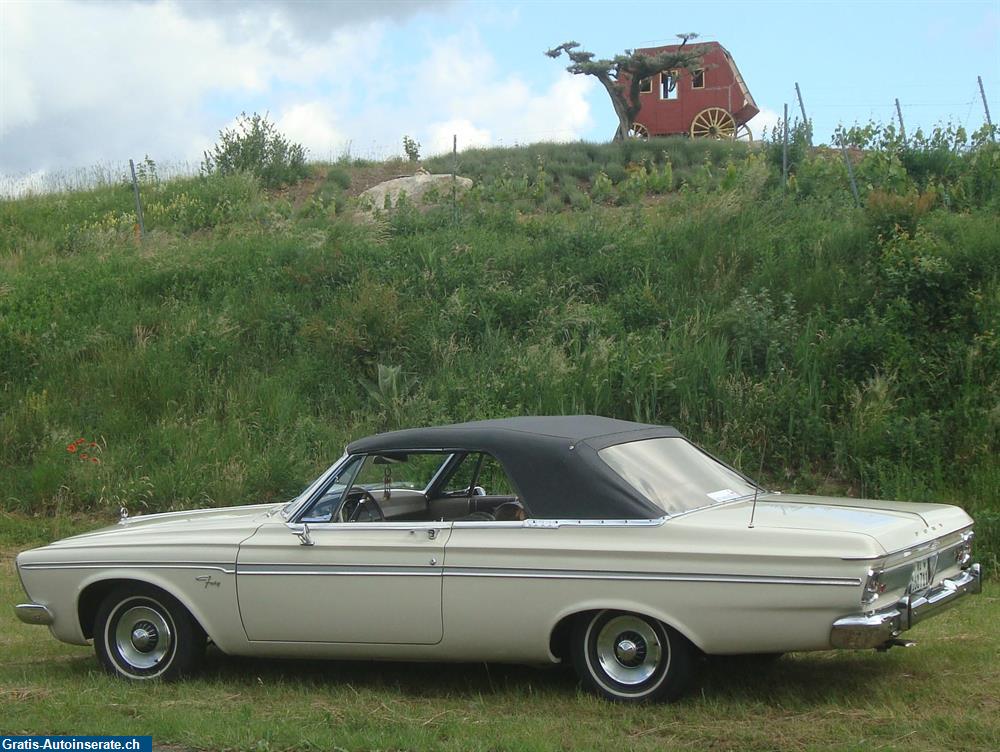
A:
0;126;997;573
201;112;308;188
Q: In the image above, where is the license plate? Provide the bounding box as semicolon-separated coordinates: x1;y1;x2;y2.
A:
910;558;932;591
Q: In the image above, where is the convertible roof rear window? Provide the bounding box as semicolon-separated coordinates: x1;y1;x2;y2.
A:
599;438;757;515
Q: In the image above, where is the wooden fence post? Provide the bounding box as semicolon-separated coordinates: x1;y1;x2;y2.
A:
782;103;789;187
795;82;811;145
978;76;995;142
840;144;860;207
129;159;146;239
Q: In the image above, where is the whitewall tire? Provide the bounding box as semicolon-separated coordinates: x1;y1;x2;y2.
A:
94;585;204;680
572;610;695;702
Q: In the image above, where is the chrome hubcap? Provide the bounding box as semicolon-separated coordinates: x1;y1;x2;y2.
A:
614;635;644;666
130;622;158;652
596;615;663;685
114;605;172;670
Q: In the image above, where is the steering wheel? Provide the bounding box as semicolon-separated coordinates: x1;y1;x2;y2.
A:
341;486;386;523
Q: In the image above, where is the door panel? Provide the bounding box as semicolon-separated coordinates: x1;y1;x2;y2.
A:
237;522;449;644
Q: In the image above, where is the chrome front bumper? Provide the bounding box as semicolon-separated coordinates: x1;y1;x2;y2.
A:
14;603;55;626
830;563;981;649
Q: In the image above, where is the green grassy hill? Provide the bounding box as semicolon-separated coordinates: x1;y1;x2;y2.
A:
1;133;998;564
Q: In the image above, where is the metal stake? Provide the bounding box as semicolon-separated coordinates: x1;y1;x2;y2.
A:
129;159;146;239
795;82;810;145
840;143;860;207
895;98;907;144
452;134;458;225
978;76;995;142
782;103;789;187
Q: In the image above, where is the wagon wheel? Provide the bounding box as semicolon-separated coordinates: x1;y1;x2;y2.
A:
735;124;753;143
690;108;737;140
628;122;650;140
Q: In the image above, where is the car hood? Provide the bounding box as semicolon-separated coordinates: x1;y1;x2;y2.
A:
682;493;973;556
24;503;280;557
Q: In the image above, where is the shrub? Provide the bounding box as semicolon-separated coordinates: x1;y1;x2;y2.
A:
402;135;421;163
201;112;308;189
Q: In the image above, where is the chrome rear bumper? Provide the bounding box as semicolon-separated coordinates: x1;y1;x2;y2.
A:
14;603;55;626
830;563;981;649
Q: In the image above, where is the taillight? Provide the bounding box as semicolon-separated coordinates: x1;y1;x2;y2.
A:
956;531;974;570
862;568;887;607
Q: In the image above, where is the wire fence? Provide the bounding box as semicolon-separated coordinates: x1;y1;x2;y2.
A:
1;77;994;200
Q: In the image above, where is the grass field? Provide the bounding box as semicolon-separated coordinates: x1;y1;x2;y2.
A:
2;522;997;752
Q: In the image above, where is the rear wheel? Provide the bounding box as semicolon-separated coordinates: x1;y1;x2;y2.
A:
572;610;695;702
94;585;204;680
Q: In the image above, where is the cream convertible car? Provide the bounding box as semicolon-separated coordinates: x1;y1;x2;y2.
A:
16;417;981;702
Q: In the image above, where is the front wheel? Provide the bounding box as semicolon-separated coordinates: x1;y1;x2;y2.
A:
572;610;695;702
94;585;205;680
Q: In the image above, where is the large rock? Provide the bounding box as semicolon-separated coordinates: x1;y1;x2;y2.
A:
358;173;473;214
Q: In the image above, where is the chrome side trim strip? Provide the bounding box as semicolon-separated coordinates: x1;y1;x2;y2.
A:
235;562;860;586
523;517;668;528
443;567;860;586
18;562;236;574
284;518;667;531
238;564;439;576
20;561;860;587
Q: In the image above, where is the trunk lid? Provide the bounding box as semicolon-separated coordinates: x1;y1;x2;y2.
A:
688;494;973;555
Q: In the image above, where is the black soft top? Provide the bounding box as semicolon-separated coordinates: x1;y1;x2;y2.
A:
347;416;684;519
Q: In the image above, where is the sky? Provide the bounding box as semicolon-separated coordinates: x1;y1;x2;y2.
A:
1;0;998;185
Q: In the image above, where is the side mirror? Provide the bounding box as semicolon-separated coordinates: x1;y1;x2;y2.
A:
287;522;314;546
472;486;487;496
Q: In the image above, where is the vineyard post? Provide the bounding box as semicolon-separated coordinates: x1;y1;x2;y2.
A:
840;144;860;207
129;159;146;239
895;98;907;144
795;82;811;145
978;76;995;142
782;103;789;187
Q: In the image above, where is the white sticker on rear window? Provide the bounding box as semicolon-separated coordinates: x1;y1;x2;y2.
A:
707;488;742;502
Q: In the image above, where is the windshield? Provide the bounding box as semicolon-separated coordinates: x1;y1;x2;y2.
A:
279;456;348;518
599;438;759;515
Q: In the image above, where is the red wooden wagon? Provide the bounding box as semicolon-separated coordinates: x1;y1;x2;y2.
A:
630;41;758;141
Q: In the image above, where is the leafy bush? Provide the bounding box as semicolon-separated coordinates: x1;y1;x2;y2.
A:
201;112;307;188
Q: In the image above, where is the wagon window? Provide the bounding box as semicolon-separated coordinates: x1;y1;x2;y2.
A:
692;69;705;89
639;77;652;94
660;71;678;100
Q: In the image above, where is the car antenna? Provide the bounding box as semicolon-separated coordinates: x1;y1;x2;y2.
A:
748;432;766;529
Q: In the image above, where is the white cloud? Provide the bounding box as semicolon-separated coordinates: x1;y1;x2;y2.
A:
0;0;403;174
159;0;454;44
427;119;492;155
0;2;593;176
751;107;782;140
407;32;595;155
277;102;346;161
